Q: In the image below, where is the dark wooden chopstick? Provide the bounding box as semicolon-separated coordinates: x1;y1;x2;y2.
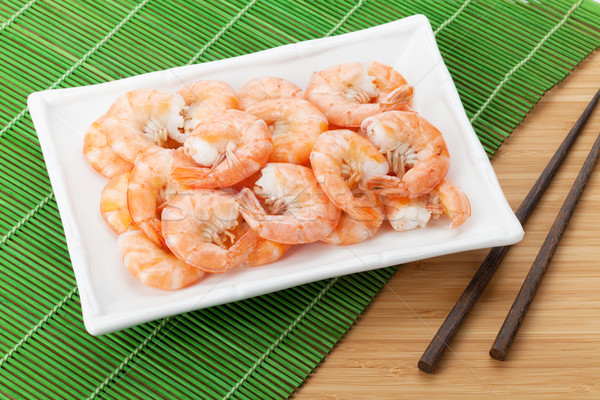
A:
418;89;600;374
489;129;600;361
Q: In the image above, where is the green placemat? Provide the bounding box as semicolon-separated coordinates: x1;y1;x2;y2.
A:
1;0;599;399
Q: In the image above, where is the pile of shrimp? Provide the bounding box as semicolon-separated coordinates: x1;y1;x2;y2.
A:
84;61;471;291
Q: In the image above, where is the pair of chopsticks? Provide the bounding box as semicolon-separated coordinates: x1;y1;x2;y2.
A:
418;89;600;373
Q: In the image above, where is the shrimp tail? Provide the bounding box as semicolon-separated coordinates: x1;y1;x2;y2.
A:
139;219;166;248
346;198;383;223
363;175;409;197
381;84;413;110
236;188;266;221
229;228;259;265
448;209;470;229
170;166;216;188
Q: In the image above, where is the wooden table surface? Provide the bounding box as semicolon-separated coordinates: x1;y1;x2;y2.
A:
295;50;600;399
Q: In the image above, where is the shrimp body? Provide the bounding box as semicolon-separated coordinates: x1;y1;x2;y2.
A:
304;61;413;127
245;99;328;164
362;111;450;198
119;229;203;290
237;163;341;244
243;238;291;267
176;80;239;142
171;110;273;189
83;115;133;178
127;148;196;247
100;171;136;235
384;196;431;232
385;178;470;231
310;130;388;222
161;189;257;273
237;77;303;110
322;192;384;245
105;89;186;163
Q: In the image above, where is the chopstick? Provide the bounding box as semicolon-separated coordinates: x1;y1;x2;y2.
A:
490;128;600;360
417;89;600;374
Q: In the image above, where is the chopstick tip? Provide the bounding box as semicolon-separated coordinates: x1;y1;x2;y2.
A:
489;346;507;361
417;359;434;373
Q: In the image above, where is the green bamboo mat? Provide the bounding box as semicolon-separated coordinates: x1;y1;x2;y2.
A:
1;0;599;398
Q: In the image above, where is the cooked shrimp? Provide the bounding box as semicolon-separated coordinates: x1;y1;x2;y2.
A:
304;61;413;127
232;173;298;271
237;163;341;244
119;229;203;290
362;111;450;198
243;238;291;267
321;192;384;245
100;171;136;235
245;99;328;164
231;175;300;270
368;61;412;104
83;115;133;178
104;89;186;163
385;179;470;231
175;80;239;142
309;129;388;222
384;196;431;232
425;178;471;228
237;77;303;110
127;148;196;247
171;109;273;189
161;189;257;273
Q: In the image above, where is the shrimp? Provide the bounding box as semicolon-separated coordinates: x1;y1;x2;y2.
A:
362;110;450;198
100;171;136;235
243;239;291;267
384;196;431;232
304;61;413;127
231;174;292;265
171;109;273;189
368;61;412;104
425;178;471;228
161;189;257;273
119;229;204;290
236;163;341;244
231;170;321;262
127;147;197;247
244;99;328;164
385;178;471;231
104;89;186;163
309;129;389;222
175;80;239;142
237;77;303;110
321;192;384;245
83;115;133;178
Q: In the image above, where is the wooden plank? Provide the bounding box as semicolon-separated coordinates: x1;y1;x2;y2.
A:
294;50;600;400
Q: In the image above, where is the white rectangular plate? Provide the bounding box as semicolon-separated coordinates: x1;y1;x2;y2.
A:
28;15;523;335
